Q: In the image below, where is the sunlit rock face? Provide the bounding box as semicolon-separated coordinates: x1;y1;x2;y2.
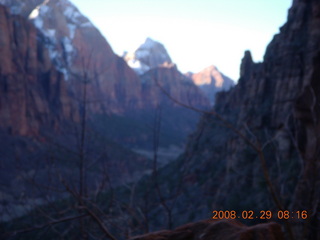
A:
186;65;234;104
124;37;172;75
0;5;78;137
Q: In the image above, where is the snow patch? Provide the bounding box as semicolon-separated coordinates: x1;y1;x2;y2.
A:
57;67;69;80
44;29;56;38
64;5;81;24
62;37;73;53
48;48;58;59
81;22;93;28
68;23;76;39
34;17;44;29
25;0;93;81
64;6;74;18
127;59;150;75
127;59;142;69
29;7;40;19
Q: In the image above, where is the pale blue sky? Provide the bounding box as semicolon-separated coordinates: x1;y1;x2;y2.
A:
71;0;292;80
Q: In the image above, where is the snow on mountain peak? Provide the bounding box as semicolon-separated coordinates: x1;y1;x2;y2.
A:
29;7;39;19
124;37;172;75
25;0;95;80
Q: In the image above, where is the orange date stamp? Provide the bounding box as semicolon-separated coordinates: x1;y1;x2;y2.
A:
212;210;308;220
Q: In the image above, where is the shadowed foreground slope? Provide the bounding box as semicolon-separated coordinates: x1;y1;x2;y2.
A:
131;219;284;240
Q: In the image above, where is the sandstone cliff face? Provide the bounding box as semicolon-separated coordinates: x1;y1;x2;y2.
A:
0;5;78;136
186;65;234;104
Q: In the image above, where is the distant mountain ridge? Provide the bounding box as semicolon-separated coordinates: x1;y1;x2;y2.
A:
124;37;235;105
186;65;235;104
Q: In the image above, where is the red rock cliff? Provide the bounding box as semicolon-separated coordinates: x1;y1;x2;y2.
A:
0;5;78;136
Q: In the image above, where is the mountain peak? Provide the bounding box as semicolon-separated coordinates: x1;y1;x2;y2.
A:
240;50;253;78
191;65;234;88
187;65;235;104
124;37;172;75
204;65;219;73
140;37;159;49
